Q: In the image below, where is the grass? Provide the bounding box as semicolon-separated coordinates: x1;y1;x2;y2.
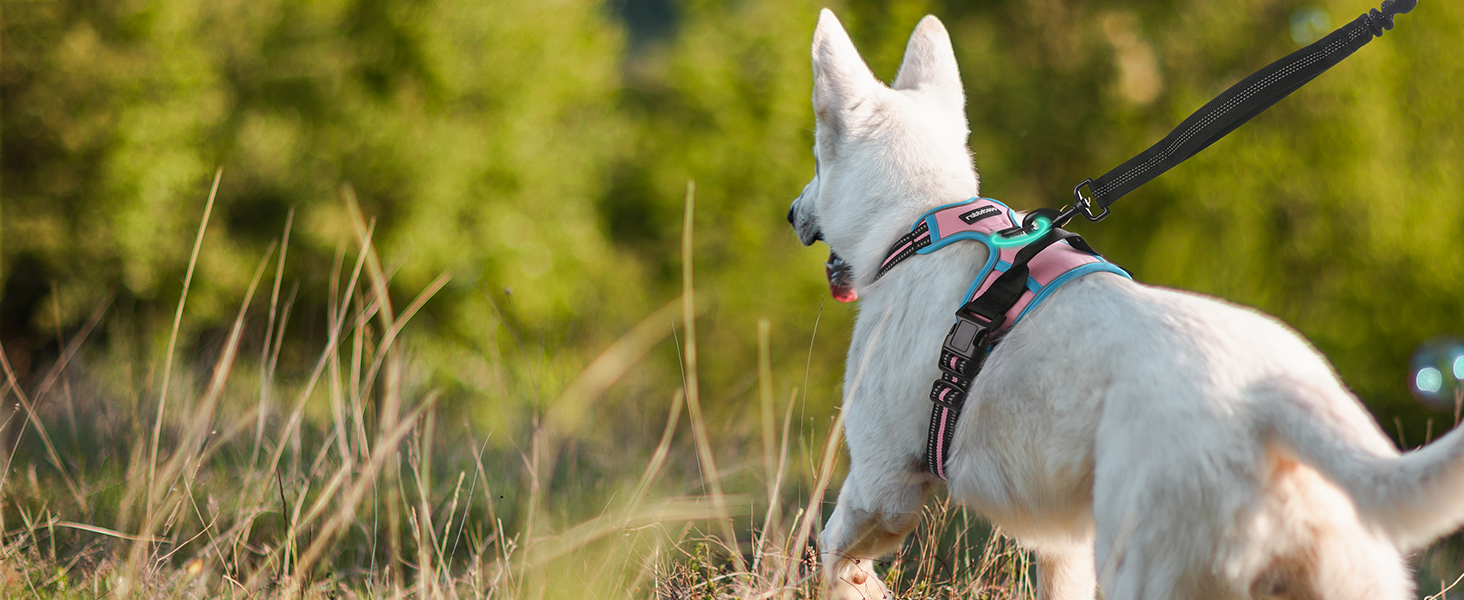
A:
1;178;1460;599
0;178;1041;599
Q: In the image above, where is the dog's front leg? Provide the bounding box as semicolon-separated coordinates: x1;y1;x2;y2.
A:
1036;549;1096;600
819;464;930;600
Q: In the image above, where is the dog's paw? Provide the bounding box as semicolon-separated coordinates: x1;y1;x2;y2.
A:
827;559;892;600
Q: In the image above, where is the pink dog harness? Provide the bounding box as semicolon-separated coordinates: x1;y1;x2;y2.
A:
875;198;1129;479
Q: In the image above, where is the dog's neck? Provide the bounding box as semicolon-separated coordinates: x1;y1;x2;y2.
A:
844;150;981;289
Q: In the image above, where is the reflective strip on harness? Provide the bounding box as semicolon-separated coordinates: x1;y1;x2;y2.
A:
875;197;1130;480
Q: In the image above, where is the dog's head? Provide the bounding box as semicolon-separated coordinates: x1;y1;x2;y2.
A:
788;11;979;303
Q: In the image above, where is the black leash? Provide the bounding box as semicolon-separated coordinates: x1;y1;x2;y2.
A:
1053;0;1417;227
910;0;1417;480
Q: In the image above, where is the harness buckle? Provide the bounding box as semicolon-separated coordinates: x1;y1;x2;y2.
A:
1072;179;1110;223
941;311;1001;375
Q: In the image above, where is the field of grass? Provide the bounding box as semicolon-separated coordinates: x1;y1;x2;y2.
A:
1;178;1462;599
0;179;1039;599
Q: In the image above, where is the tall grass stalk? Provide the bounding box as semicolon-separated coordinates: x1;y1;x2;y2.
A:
679;181;746;576
148;168;222;511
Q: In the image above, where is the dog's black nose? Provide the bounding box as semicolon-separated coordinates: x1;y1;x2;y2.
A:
787;205;796;225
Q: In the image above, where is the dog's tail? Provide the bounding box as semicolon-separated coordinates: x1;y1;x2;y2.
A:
1259;377;1464;550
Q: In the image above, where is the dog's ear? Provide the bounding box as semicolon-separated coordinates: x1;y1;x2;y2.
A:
812;9;879;131
892;16;964;112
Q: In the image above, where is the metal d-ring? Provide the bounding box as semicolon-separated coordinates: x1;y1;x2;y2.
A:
1072;179;1110;223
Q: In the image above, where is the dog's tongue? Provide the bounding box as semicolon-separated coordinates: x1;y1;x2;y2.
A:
828;276;857;303
826;251;858;303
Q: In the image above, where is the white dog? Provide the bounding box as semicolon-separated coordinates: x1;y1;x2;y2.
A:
790;10;1464;600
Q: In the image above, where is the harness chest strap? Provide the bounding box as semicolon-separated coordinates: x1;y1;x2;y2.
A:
874;198;1130;479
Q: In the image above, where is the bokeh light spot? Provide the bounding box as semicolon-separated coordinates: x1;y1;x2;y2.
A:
1290;6;1331;46
1409;337;1464;409
1415;367;1444;394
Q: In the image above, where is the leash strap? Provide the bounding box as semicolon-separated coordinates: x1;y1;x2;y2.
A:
1068;0;1416;222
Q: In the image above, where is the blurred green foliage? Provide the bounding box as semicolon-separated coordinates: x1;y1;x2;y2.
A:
2;0;1462;449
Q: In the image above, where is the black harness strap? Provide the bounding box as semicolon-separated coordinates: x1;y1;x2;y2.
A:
922;226;1104;478
876;220;932;280
1066;0;1416;223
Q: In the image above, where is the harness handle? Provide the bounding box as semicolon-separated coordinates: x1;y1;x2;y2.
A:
1056;0;1416;227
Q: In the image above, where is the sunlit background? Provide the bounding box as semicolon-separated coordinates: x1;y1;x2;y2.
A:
2;0;1462;594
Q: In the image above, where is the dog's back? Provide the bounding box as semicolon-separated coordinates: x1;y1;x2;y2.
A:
961;274;1421;598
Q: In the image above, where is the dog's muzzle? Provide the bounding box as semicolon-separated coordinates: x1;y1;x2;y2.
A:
789;187;855;302
790;206;822;246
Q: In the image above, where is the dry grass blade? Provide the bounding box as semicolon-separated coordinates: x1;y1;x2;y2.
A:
150;243;275;499
758;318;776;503
580;389;687;589
528;495;749;567
290;395;439;585
130;240;276;582
255;206;295;464
785;302;894;593
543;297;685;440
149;168;222;508
29;293;114;410
264;217;376;484
52;521;168;543
0;341;83;508
343;184;395;331
528;294;692;543
414;410;439;600
678;180;746;575
631;389;686;508
753;388;797;578
359;271;451;409
0;292;112;515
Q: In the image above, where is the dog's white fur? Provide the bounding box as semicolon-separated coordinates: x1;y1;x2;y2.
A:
791;11;1464;600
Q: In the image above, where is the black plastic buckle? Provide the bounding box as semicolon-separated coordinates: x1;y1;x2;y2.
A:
1072;179;1110;223
943;315;994;360
942;310;1001;375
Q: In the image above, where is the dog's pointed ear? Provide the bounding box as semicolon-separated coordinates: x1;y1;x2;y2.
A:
892;16;963;109
812;9;878;129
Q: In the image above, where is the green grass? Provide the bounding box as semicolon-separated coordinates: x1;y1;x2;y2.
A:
0;180;1040;599
2;180;1460;599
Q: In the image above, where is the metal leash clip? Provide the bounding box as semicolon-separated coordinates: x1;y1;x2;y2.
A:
1055;179;1108;227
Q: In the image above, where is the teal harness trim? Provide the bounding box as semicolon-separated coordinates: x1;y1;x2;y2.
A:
873;197;1130;480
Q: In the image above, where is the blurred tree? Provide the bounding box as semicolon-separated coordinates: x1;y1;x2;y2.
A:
1;0;1461;449
2;0;640;376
